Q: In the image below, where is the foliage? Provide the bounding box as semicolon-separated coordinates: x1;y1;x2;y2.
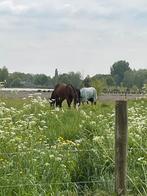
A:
83;75;91;87
52;68;59;86
90;78;106;95
0;66;8;82
33;74;49;86
92;74;115;87
0;64;147;90
110;60;131;86
55;72;82;88
9;77;23;87
0;97;146;195
123;69;147;89
142;84;147;94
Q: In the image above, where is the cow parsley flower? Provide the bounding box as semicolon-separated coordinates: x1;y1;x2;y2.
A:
49;154;55;159
137;157;144;161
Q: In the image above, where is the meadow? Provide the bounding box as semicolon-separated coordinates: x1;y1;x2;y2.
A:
0;96;146;195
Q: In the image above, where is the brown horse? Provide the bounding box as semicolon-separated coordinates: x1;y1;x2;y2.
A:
49;84;80;108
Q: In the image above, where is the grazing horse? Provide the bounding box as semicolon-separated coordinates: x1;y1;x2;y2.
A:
49;84;80;108
80;87;97;105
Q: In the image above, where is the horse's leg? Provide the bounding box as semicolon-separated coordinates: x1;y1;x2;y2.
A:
56;97;62;108
59;99;64;108
67;98;72;108
73;97;77;108
59;101;62;108
89;98;94;105
60;97;66;108
55;98;59;107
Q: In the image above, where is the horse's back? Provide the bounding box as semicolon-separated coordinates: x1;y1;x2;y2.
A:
80;87;97;102
52;84;67;98
50;83;79;107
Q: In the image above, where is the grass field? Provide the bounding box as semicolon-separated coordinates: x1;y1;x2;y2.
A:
0;97;147;195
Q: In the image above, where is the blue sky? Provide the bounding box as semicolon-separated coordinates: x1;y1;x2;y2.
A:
0;0;147;77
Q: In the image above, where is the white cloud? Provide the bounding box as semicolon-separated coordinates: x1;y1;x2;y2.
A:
0;0;29;14
0;0;147;75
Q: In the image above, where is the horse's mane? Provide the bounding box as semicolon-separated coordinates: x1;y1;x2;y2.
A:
51;84;60;98
67;84;77;95
50;83;80;107
54;83;61;90
53;83;78;98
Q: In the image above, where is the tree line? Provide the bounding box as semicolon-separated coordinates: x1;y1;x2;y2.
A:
0;60;147;93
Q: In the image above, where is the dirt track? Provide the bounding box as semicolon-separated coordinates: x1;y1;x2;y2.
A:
98;93;146;101
0;89;146;101
0;89;52;99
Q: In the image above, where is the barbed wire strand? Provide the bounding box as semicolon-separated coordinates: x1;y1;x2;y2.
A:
0;180;114;188
0;147;146;155
0;178;146;189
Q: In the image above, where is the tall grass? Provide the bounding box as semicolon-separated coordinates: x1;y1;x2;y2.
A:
0;97;146;195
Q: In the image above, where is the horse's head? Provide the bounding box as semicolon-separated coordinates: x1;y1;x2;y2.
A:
49;88;57;107
49;98;56;107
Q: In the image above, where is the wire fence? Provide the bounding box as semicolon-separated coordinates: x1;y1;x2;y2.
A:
0;150;146;194
0;180;111;188
0;147;146;155
0;98;146;194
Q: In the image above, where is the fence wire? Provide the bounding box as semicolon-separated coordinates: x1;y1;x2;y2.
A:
0;147;146;155
0;147;146;192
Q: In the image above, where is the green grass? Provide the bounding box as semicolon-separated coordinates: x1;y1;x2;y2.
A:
0;97;146;195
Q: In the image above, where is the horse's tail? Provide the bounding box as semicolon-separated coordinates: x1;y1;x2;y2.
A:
66;84;75;92
67;84;79;105
93;88;98;102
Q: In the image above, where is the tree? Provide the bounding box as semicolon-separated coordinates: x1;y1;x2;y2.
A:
10;78;22;87
134;69;147;88
58;73;71;84
142;84;147;94
83;75;91;87
68;72;82;88
105;76;115;86
53;68;59;85
111;60;131;86
0;66;9;82
91;78;106;95
33;74;49;86
123;70;135;88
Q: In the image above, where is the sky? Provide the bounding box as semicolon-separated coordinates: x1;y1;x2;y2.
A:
0;0;147;77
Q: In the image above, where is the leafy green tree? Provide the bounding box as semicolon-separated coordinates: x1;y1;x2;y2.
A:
134;69;147;88
10;78;22;87
142;84;147;94
33;74;49;86
53;68;59;85
123;70;135;88
58;73;71;84
91;78;106;95
105;76;115;86
0;66;9;82
83;75;91;87
7;72;34;88
68;72;82;88
111;60;131;86
53;71;82;88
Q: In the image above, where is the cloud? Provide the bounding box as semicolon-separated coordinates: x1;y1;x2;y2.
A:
0;0;147;38
0;0;147;33
0;0;29;14
0;0;147;75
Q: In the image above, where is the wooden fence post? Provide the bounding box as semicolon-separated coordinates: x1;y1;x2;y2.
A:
115;101;128;196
